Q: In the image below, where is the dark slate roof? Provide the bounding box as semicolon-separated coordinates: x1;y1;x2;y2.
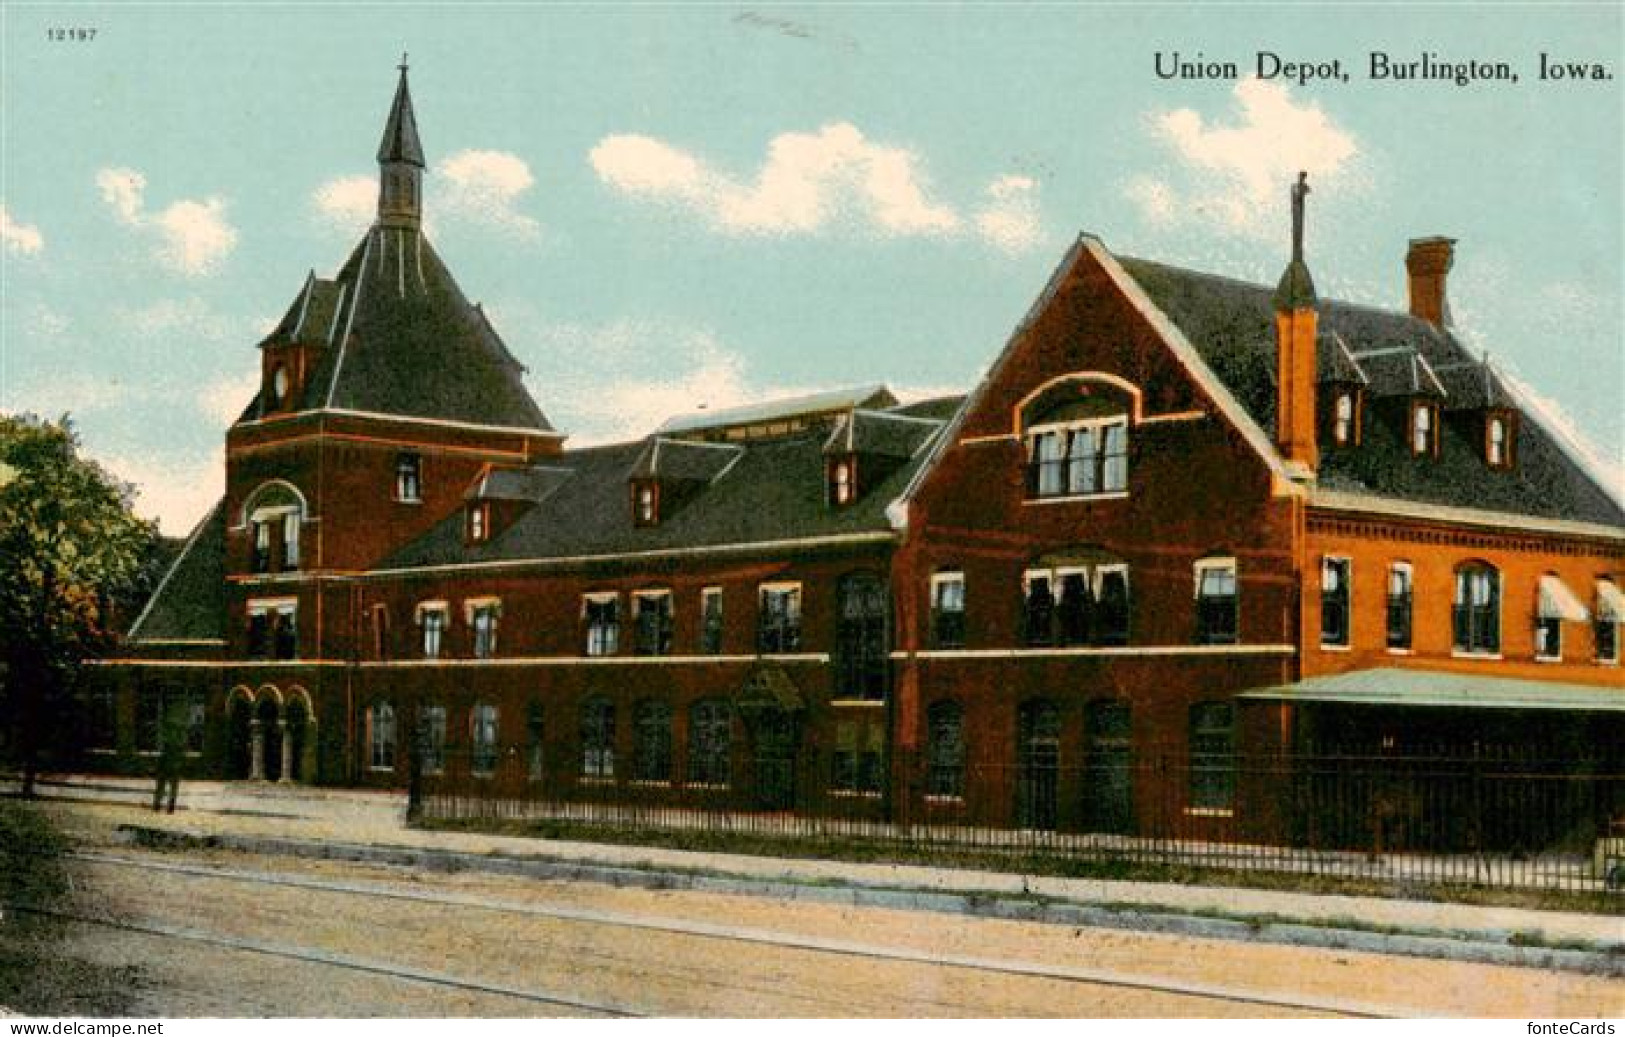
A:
239;226;554;432
381;422;944;569
657;386;896;436
376;67;425;168
128;501;226;642
824;409;939;458
889;394;966;421
626;438;743;482
465;464;573;503
1434;360;1517;411
1118;257;1625;528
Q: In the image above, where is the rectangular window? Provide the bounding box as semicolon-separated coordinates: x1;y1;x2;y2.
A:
1027;418;1129;499
1022;569;1056;647
1386;564;1413;650
281;515;300;570
252;520;272;574
633;591;674;656
422;705;446;776
1101;420;1128;491
1055;569;1092;646
584;594;620;656
1194;559;1238;645
832;719;884;795
370;605;388;660
1453;566;1501;654
467;503;488;543
1189;702;1235;811
930;572;966;648
470;702;499;776
580;699;615;779
469;602;500;659
1066;427;1098;495
1598;618;1620;664
395;452;421;502
1094;566;1131;646
700;587;724;655
1595;580;1622;664
248;600;297;660
758;583;802;653
525;703;545;783
1411;402;1437;457
687;700;731;786
368;703;396;771
418;604;447;660
1320;557;1351;647
1535;617;1563;661
926;702;965;799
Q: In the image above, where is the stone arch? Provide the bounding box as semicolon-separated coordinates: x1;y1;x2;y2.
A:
252;686;283;782
239;479;309;528
226;686;256;779
283;685;318;784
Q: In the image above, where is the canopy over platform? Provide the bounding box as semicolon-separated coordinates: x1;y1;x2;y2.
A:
1239;667;1625;712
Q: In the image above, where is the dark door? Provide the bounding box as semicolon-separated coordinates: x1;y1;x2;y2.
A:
1017;700;1060;830
751;708;798;811
257;698;282;782
227;696;254;779
1084;700;1135;834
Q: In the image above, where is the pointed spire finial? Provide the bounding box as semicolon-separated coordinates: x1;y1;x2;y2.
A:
1290;171;1310;262
399;51;409;73
1273;171;1317;311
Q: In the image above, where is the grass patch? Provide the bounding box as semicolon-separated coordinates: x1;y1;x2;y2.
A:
0;800;146;1015
418;814;1625;916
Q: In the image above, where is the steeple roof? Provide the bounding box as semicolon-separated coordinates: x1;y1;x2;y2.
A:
376;60;425;168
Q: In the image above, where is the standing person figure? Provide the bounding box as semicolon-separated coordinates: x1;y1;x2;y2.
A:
152;703;186;813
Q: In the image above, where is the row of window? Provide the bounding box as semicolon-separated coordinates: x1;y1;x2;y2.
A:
85;687;207;753
1327;390;1517;471
1319;559;1621;662
364;698;734;786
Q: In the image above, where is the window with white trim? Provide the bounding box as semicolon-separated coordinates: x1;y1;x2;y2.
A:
1331;390;1359;447
1320;557;1351;647
1194;557;1238;645
1387;563;1413;650
247;599;298;660
417;602;447;660
1453;562;1500;655
758;583;802;653
633;590;674;656
583;593;620;656
1596;579;1622;664
395;452;422;502
1188;701;1235;811
368;701;396;771
1410;400;1439;458
470;701;499;776
581;697;615;778
467;599;500;659
1023;562;1130;648
832;718;884;796
700;587;724;655
930;571;966;648
1025;416;1128;499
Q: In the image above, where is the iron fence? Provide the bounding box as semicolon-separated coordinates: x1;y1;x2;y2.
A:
417;746;1625;895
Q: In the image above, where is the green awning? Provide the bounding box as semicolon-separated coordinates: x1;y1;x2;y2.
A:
1239;667;1625;712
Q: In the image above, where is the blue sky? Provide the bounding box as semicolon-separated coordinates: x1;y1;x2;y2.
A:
2;3;1620;533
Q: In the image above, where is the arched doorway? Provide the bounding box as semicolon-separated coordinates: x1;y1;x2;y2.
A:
256;693;283;782
1016;699;1061;830
284;687;316;784
226;687;255;779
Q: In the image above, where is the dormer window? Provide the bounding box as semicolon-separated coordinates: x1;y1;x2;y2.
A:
1020;378;1133;501
1331;389;1361;447
1486;411;1516;470
1409;400;1439;458
632;480;659;527
828;455;856;507
271;365;290;407
467;502;489;543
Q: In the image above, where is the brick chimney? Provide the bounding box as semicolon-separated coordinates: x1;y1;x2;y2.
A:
1272;172;1318;475
1405;236;1456;325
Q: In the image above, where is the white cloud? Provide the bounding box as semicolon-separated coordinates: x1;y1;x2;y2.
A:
121;296;240;342
1126;79;1361;240
197;370;262;427
4;371;129;416
975;174;1043;255
0;203;44;254
96;166;238;276
312;175;375;235
590;123;960;238
437;149;540;238
98;446;224;537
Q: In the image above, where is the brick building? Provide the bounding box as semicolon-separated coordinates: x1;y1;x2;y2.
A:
91;70;1623;839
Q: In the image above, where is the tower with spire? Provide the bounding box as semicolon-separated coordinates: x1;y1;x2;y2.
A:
377;56;425;230
1272;171;1319;476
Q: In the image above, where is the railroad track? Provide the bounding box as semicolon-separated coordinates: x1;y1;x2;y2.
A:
55;851;1405;1017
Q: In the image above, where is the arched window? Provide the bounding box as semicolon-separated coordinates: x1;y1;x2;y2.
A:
1453;562;1500;654
632;700;672;783
836;573;888;701
470;701;499;776
367;702;396;772
687;700;731;786
926;701;965;800
243;482;306;575
581;697;615;779
1021;379;1133;500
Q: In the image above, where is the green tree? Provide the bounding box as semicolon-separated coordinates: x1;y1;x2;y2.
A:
0;414;157;796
